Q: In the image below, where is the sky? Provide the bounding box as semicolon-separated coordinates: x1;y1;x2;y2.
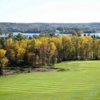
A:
0;0;100;23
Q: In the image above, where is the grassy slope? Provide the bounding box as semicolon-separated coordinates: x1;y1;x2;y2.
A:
0;61;100;100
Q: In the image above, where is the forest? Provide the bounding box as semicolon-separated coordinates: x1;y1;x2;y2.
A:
0;32;100;76
0;22;100;34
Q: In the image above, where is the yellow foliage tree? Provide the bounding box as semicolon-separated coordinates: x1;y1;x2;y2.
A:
0;49;8;76
5;38;13;50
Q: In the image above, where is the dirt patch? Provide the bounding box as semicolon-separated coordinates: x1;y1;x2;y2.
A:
4;68;69;75
32;68;61;72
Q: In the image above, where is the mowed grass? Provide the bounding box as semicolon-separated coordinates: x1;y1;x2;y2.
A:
0;61;100;100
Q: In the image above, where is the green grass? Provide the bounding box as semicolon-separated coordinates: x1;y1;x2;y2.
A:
0;60;100;100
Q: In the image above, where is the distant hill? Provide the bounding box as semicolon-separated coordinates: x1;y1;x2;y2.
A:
0;22;100;34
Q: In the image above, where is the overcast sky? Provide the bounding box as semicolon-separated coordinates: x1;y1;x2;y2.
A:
0;0;100;23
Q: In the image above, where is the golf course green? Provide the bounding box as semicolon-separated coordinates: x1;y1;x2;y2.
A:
0;60;100;100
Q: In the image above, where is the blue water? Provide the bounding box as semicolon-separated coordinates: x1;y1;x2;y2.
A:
13;32;40;37
0;32;40;37
82;33;100;37
0;32;100;37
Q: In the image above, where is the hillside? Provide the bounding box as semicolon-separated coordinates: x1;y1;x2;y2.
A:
0;23;100;33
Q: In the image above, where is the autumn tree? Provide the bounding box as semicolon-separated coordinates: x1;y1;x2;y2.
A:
72;30;77;36
71;36;79;59
47;42;56;66
5;38;13;50
39;39;48;66
84;36;93;59
92;39;100;59
50;37;62;62
0;49;8;76
62;36;72;60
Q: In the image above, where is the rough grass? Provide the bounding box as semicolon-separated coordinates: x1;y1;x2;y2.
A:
0;60;100;100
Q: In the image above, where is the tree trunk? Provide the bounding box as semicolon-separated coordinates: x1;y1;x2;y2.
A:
0;67;3;76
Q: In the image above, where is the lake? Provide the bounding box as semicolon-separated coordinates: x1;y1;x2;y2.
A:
0;32;40;37
82;33;100;37
13;32;40;37
13;32;100;37
0;32;100;37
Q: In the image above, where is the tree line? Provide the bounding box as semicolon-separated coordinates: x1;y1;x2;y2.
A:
0;23;100;34
0;35;100;76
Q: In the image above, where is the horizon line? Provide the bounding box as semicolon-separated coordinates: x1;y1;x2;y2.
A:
0;22;100;24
